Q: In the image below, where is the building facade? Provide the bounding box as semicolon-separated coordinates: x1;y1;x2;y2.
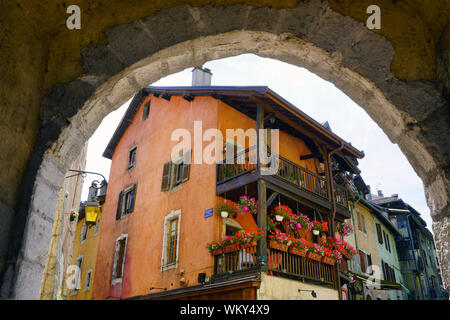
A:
91;69;365;300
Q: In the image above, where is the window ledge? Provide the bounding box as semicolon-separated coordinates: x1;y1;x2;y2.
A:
111;278;123;286
161;262;177;272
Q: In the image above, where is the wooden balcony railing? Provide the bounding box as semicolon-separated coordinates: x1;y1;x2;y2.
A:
214;246;258;275
214;244;336;289
216;146;257;183
334;183;349;208
267;247;336;288
269;152;329;200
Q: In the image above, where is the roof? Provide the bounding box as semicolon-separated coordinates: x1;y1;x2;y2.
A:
102;86;365;165
358;198;401;236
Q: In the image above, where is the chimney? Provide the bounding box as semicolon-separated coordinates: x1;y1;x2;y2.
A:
391;194;398;199
192;66;212;86
377;189;384;197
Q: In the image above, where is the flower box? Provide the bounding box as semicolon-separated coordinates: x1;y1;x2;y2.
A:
223;244;241;253
342;251;353;260
242;241;257;249
306;251;322;262
321;256;336;265
289;246;307;257
269;240;288;252
210;248;223;256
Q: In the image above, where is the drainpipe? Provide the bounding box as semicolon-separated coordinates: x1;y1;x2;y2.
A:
326;142;344;298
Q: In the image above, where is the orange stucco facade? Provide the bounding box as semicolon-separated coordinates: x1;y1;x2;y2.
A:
92;93;320;299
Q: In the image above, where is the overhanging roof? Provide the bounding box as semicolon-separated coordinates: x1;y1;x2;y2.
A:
103;86;365;166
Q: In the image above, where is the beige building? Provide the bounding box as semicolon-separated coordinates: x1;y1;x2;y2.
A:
39;144;88;300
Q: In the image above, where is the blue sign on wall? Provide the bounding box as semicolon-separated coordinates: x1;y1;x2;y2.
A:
204;208;213;218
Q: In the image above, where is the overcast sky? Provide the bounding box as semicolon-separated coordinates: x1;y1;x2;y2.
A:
80;53;433;233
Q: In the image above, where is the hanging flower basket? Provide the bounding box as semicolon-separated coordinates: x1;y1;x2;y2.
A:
218;202;236;219
69;209;78;222
321;256;336;265
289;246;307;257
238;195;257;214
269;240;288;252
306;251;322;262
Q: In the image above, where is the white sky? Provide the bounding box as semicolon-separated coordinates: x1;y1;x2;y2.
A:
80;53;433;233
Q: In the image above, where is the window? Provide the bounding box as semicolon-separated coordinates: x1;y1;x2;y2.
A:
128;146;137;169
112;235;128;284
93;216;101;236
116;184;137;220
357;211;366;233
161;150;191;192
384;231;391;252
376;223;383;244
161;210;181;271
359;250;373;275
142;101;150;121
85;269;93;291
81;222;88;244
71;255;83;295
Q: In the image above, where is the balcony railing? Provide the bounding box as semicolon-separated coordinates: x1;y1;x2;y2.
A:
214;246;258;275
214;244;336;288
216;146;257;183
334;183;349;208
267;247;336;288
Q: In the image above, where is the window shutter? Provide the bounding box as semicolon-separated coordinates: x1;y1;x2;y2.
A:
116;191;123;220
367;253;373;274
357;212;362;231
359;250;366;273
129;184;137;213
181;150;191;182
161;161;172;191
376;223;383;244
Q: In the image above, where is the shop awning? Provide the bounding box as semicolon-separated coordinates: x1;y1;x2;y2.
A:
348;271;411;295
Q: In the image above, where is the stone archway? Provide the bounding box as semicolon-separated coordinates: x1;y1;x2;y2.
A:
1;1;448;299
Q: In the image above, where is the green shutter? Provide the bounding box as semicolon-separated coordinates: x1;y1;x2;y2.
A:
161;161;172;191
181;150;191;182
116;191;124;220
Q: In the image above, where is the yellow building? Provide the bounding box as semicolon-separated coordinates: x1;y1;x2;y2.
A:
347;199;386;300
67;188;105;300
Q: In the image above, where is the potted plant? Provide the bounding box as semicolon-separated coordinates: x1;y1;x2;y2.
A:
206;242;223;256
272;204;293;222
336;221;354;238
69;209;78;222
337;240;357;260
290;212;312;238
218;202;236;219
238;195;257;214
311;220;328;236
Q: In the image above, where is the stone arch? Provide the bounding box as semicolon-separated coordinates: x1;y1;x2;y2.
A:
3;2;448;299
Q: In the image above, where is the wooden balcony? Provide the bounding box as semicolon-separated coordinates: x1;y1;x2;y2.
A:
216;146;349;213
213;244;337;289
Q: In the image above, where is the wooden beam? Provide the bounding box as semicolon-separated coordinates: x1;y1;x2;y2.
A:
266;192;279;208
300;153;321;160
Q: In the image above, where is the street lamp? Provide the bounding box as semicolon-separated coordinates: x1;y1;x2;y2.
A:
66;169;107;227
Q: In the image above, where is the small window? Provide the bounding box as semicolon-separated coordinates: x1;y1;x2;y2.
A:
142;101;150;121
85;269;93;291
167;217;179;265
81;222;88;244
71;255;83;295
357;211;366;233
116;184;137;220
161;150;191;192
93;216;101;236
112;235;127;283
128;147;137;169
376;223;383;244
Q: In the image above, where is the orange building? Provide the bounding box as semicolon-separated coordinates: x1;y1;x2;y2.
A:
92;68;364;300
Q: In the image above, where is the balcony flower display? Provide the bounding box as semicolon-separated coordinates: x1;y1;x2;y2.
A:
268;230;293;252
217;202;236;219
337;240;357;260
322;247;342;265
289;237;308;256
272;204;293;222
206;229;264;255
311;220;328;235
305;241;324;262
238;195;257;214
336;221;354;237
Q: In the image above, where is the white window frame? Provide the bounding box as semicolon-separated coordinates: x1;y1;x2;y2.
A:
161;209;181;272
111;234;128;286
70;255;84;296
84;269;93;291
